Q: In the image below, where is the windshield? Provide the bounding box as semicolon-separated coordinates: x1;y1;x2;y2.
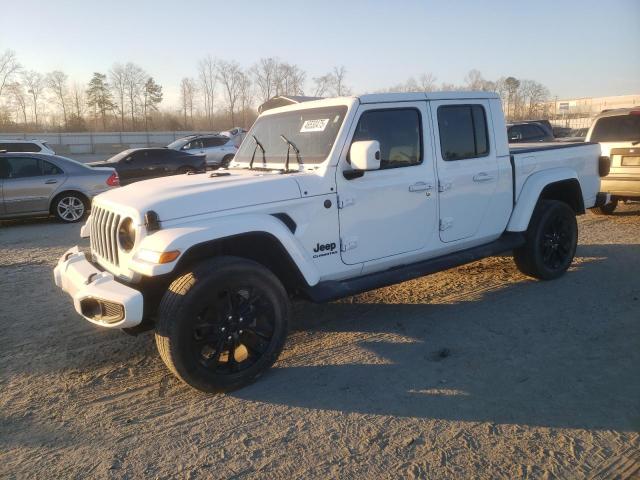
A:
235;106;348;166
590;114;640;142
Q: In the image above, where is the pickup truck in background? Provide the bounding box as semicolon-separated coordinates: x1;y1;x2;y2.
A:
54;92;606;393
586;108;640;214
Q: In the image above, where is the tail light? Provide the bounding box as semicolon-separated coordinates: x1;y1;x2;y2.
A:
598;156;611;177
106;171;120;186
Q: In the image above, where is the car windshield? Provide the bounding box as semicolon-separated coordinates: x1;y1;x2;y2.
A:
235;106;348;166
590;114;640;142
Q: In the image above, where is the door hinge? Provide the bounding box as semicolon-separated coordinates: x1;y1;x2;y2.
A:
438;181;452;193
337;196;355;209
340;237;358;252
439;218;453;231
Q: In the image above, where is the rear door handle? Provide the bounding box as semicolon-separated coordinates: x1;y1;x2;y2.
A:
44;179;58;184
473;172;494;182
409;182;433;192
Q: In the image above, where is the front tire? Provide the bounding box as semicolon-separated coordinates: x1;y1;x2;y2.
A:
155;257;290;393
513;200;578;280
221;155;234;169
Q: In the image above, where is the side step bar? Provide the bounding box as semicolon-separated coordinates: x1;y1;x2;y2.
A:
303;232;526;303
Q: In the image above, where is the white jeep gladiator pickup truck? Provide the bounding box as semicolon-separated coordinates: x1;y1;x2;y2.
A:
54;92;607;392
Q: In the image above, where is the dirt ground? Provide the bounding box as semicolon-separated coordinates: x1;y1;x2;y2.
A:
1;204;639;479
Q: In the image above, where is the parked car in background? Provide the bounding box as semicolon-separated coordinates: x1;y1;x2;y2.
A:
88;148;206;185
586;108;640;214
0;139;56;155
0;152;118;222
552;126;573;138
507;122;554;143
220;127;247;145
167;134;238;168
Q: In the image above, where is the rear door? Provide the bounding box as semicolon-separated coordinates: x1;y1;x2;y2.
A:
431;101;499;242
1;156;65;214
336;102;438;265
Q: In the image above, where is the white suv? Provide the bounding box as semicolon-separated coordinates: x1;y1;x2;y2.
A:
167;134;237;169
0;139;55;155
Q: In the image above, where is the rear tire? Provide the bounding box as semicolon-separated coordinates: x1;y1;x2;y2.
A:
513;200;578;280
52;192;88;223
221;155;234;169
155;256;290;393
594;198;618;215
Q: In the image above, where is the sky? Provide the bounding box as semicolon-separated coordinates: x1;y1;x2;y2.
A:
1;0;639;109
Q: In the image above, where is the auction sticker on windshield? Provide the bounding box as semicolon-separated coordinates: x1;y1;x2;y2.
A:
300;119;329;132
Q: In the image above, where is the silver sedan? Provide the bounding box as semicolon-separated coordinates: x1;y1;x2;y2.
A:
0;152;119;222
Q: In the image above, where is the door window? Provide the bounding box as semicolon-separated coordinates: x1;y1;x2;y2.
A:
351;109;422;169
437;105;489;160
203;137;228;148
3;157;46;178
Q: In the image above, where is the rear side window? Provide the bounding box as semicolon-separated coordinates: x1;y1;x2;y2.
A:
351;108;422;169
2;157;46;178
590;114;640;142
438;105;489;160
0;142;41;153
42;160;63;175
203;137;228;148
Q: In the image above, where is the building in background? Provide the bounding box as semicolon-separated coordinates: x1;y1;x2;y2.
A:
548;94;640;129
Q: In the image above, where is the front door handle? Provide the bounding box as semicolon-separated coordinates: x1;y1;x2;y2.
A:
473;172;494;182
409;182;433;192
44;179;58;184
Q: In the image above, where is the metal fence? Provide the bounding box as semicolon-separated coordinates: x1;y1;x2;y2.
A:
0;131;204;155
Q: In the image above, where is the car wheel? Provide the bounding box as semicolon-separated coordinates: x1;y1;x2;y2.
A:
594;198;618;215
513;200;578;280
221;155;234;169
52;193;88;223
155;256;290;393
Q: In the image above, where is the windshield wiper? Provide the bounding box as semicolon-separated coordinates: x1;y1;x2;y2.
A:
280;134;303;172
250;134;266;169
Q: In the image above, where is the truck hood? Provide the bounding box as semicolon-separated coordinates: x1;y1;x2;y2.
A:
95;169;302;222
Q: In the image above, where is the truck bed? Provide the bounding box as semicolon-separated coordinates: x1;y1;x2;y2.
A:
509;141;601;212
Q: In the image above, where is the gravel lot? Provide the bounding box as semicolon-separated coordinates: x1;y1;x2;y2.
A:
1;204;639;479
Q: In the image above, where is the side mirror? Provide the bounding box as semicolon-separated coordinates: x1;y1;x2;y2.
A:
349;140;381;172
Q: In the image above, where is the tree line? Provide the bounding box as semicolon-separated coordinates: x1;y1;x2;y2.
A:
1;48;552;133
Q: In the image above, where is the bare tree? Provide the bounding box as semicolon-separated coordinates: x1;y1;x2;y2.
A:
237;70;253;127
46;70;70;126
0;49;20;99
7;82;27;124
418;72;437;92
252;57;279;103
22;70;45;126
275;62;305;96
71;82;85;118
180;77;196;128
312;73;333;97
217;60;243;126
198;55;217;129
109;63;127;130
124;62;146;129
332;66;350;96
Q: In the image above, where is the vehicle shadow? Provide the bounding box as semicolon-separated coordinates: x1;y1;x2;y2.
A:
231;244;640;432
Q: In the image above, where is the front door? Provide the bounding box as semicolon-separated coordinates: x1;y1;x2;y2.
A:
430;101;499;242
1;156;65;214
336;103;437;265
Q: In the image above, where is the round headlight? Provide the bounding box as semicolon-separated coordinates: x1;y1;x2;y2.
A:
118;217;136;252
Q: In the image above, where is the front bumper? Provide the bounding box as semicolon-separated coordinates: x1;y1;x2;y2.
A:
53;247;144;328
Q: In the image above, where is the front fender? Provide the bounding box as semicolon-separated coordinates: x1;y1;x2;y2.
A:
130;213;321;285
507;167;579;232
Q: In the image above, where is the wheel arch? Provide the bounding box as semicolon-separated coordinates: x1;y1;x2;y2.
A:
507;169;585;232
175;232;310;294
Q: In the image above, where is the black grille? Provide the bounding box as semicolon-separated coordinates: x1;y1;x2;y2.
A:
90;206;121;267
